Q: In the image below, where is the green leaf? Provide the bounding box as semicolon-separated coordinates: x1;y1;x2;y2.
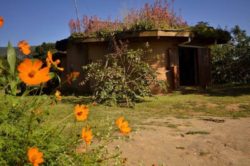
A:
9;80;17;95
49;72;56;79
7;42;17;76
56;74;61;85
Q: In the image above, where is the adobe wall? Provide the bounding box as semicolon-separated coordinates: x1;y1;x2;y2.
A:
66;42;88;93
66;38;182;94
87;42;110;63
129;39;175;79
128;38;180;92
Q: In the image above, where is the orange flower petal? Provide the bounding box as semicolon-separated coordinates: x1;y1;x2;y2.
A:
116;117;131;135
17;59;32;72
32;59;43;70
46;51;63;71
82;127;93;145
0;16;4;28
36;67;51;83
115;116;124;128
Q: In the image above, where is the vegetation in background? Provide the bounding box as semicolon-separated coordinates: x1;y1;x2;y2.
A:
211;25;250;84
34;42;56;59
82;40;164;107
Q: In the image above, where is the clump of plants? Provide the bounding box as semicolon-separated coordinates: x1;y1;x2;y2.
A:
82;39;164;107
69;0;187;39
191;22;231;43
123;0;187;31
69;16;123;39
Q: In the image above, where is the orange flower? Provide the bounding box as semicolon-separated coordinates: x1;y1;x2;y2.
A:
46;51;64;71
74;104;89;121
0;16;4;28
18;40;31;55
115;116;131;135
18;58;51;86
120;121;131;134
115;116;125;128
55;90;62;101
27;147;44;166
66;71;80;84
81;127;93;145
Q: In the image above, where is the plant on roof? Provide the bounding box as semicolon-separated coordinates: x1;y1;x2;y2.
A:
191;22;231;43
69;16;123;39
123;0;187;31
69;0;187;39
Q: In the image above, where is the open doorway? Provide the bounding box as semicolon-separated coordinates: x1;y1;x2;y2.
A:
179;47;199;86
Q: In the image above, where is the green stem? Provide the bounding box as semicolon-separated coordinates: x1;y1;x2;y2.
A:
25;110;35;146
41;113;73;140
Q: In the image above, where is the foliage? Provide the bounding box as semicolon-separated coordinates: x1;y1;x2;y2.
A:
82;40;164;107
34;42;56;59
0;42;20;95
192;22;231;43
123;0;187;31
211;25;250;84
69;16;122;38
69;0;187;39
55;39;68;52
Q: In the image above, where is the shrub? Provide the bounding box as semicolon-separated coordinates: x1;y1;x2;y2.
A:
211;25;250;84
82;39;164;107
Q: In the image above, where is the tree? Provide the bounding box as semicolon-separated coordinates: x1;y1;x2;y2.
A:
34;42;56;59
211;25;250;84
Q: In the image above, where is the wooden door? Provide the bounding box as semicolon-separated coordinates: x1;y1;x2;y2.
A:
166;48;179;89
197;48;211;88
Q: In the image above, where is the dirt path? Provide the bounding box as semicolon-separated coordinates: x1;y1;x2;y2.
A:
110;117;250;166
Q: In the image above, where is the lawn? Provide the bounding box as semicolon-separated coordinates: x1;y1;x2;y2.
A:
44;84;250;144
51;84;250;126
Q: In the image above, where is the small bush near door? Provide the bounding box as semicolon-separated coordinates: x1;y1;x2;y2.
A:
82;40;165;107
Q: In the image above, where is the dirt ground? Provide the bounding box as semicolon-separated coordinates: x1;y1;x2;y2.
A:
110;117;250;166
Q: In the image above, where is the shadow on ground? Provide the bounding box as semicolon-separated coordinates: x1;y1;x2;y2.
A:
178;84;250;97
62;96;93;105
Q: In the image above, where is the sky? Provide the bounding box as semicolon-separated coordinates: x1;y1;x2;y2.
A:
0;0;249;46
